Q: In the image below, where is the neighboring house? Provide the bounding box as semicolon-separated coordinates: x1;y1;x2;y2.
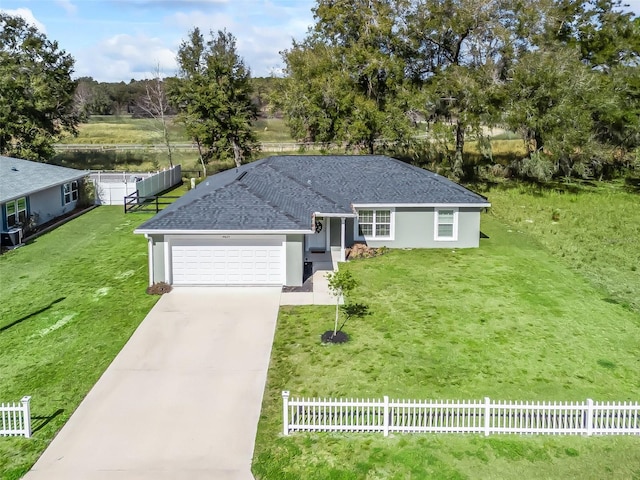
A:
135;155;491;287
0;156;89;246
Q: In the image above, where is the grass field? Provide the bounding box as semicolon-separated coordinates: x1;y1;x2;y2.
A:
0;207;161;479
252;187;640;479
255;118;295;143
484;180;640;315
54;116;529;174
57;115;296;145
57;115;189;144
60;115;297;145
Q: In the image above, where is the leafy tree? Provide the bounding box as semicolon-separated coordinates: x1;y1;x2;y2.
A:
503;0;640;179
504;48;597;179
403;0;525;178
278;0;416;154
251;76;282;115
0;13;78;160
169;28;258;175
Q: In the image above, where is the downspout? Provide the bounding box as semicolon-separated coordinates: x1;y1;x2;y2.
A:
145;234;154;286
340;217;346;262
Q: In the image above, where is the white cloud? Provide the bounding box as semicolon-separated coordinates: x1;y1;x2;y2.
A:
55;0;78;15
0;8;47;33
170;10;238;33
625;0;640;13
114;0;227;7
76;33;178;81
166;4;312;77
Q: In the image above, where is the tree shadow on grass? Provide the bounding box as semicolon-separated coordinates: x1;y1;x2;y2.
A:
52;151;149;170
31;409;65;435
0;297;65;333
624;176;640;194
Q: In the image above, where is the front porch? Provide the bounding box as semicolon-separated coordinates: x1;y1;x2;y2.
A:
282;247;343;306
303;247;342;273
304;214;355;265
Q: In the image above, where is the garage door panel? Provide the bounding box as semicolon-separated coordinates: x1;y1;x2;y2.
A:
171;236;284;285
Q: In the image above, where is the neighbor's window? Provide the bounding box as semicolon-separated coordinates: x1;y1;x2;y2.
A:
6;197;27;227
356;209;393;239
63;181;79;205
435;208;458;241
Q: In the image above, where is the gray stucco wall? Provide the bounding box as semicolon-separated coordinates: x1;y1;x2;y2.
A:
29;186;77;226
356;207;482;249
151;235;166;283
286;234;304;286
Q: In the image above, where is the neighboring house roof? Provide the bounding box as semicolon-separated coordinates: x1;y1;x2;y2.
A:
0;156;89;203
136;155;490;234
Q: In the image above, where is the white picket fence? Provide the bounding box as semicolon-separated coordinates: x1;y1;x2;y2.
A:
282;392;640;437
0;396;32;438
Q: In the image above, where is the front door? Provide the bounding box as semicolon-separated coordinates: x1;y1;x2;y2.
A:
305;218;327;252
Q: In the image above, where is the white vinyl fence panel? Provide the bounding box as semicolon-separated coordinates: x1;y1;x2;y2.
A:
282;392;640;437
0;396;31;438
136;165;181;198
90;165;181;205
93;182;137;205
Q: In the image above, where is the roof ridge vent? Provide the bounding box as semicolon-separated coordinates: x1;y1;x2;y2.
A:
236;171;248;181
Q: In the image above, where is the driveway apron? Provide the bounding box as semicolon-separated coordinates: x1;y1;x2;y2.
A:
24;287;281;480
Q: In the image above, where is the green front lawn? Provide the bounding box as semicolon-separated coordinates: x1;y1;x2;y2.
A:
0;207;157;479
253;214;640;479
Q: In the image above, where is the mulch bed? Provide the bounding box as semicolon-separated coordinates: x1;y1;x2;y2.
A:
321;330;349;343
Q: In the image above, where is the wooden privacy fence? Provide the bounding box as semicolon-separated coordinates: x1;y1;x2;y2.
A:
282;392;640;437
1;396;31;438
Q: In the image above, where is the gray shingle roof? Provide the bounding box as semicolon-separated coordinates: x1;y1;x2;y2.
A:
136;155;489;233
0;156;89;203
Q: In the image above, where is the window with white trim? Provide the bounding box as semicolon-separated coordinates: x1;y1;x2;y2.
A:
435;208;458;241
63;181;79;205
355;209;393;239
5;197;27;228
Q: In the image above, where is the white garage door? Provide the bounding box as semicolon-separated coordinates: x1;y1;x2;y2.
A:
171;236;284;285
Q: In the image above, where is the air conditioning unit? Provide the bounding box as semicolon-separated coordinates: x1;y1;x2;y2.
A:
1;227;24;248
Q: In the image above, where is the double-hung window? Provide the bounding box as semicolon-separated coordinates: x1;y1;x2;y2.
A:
356;209;393;239
63;181;79;205
6;197;27;228
435;208;458;241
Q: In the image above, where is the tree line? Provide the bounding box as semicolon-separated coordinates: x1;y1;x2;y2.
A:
1;1;639;181
275;0;640;180
71;75;278;119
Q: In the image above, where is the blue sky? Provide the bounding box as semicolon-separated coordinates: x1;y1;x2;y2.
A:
0;0;316;81
1;0;639;82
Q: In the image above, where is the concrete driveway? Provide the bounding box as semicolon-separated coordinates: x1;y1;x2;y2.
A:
25;287;281;480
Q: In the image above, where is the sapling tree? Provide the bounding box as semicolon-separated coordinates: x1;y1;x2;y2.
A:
326;269;358;337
